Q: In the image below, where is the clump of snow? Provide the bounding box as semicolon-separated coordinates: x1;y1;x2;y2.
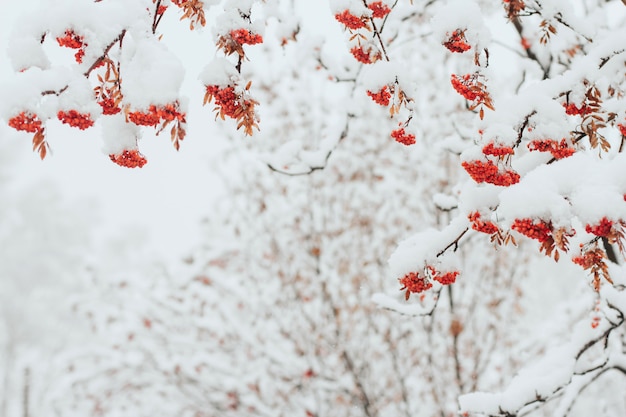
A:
431;0;491;51
0;67;73;120
213;8;265;39
121;35;185;110
100;114;141;155
433;193;458;211
199;58;240;87
7;37;50;72
388;216;467;277
329;0;370;17
460;345;577;415
57;77;101;118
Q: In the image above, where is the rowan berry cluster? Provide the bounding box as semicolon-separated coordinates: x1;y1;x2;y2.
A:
366;86;391;106
109;149;148;169
511;218;552;243
390;128;416;146
98;96;121;115
468;211;499;235
157;5;167;15
204;84;258;135
443;30;471;53
8;112;43;133
335;10;368;30
585;217;614;237
433;270;459;285
572;248;605;269
618;124;626;136
128;103;185;127
564;102;591;116
462;160;520;186
56;29;86;63
527;139;575;159
399;272;432;299
368;2;391;18
451;74;484;102
128;107;161;127
205;85;243;119
350;45;381;64
482;143;514;157
399;267;459;299
591;316;601;329
230;29;263;46
57;110;94;130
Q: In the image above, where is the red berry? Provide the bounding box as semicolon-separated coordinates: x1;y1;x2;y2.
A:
109;149;147;168
390;128;416;146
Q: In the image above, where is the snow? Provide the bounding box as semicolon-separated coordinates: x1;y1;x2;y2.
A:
121;36;185;109
199;57;240;87
388;216;468;277
1;0;626;416
100;114;141;154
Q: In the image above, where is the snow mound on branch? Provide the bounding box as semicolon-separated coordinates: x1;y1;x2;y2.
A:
388;216;467;277
431;0;491;50
459;344;577;415
199;58;239;87
497;153;626;226
101;114;141;155
8;0;146;71
0;67;73;120
121;36;185;110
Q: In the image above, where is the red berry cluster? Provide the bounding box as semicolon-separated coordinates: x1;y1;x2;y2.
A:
527;139;575;159
230;29;263;46
368;1;391;18
433;270;459;285
591;316;601;329
206;85;246;119
98;96;121;115
391;128;416;145
366;86;391;106
335;10;368;30
399;267;460;299
109;149;147;169
57;110;94;130
128;108;160;126
8;112;43;133
585;217;614;237
157;5;167;15
618;124;626;136
572;249;604;269
450;74;487;102
511;218;552;243
399;272;432;299
350;45;381;64
564;103;591;116
128;103;185;127
56;30;86;63
468;211;499;235
443;30;471;53
462;160;520;186
482;143;514;157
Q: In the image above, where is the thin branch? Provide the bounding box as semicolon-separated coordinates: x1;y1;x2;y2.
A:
436;227;469;257
84;29;126;77
266;114;354;176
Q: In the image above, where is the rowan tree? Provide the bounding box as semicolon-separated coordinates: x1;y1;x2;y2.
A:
3;0;626;416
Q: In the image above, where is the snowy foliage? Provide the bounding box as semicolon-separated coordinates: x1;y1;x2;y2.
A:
2;0;626;416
